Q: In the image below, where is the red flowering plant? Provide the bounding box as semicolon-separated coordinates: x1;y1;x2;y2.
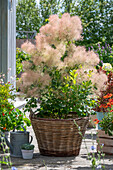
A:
99;94;113;136
94;93;113;136
93;118;100;125
0;73;31;132
94;68;113;113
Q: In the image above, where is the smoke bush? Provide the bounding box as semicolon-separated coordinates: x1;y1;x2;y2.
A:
18;13;107;98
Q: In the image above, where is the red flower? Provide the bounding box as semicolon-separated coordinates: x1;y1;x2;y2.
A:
99;104;108;108
3;127;6;130
109;99;113;102
2;113;5;116
103;93;112;99
107;102;111;107
94;120;99;124
9;112;11;114
99;105;103;108
93;119;99;124
16;115;17;117
93;119;98;121
19;115;21;116
110;110;113;112
97;120;99;123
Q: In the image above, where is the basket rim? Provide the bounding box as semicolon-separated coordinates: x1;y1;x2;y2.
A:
30;116;89;122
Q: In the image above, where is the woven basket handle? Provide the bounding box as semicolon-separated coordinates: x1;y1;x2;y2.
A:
29;108;34;120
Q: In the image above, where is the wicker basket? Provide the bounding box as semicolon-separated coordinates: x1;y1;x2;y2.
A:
30;110;89;156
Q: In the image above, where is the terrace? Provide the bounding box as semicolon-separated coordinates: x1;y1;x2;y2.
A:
0;1;113;170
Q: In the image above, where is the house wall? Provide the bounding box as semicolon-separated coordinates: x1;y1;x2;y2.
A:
0;0;16;86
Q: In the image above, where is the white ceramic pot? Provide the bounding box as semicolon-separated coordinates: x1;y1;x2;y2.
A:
21;149;34;159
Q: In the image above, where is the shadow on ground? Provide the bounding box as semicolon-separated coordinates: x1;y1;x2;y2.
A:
1;152;113;170
2;153;76;169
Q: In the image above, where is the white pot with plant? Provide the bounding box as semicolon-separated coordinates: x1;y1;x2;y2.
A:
21;143;34;159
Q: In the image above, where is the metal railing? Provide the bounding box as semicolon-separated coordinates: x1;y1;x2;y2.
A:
16;30;37;39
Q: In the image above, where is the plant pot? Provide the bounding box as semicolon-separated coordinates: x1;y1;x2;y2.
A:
21;149;34;159
30;111;89;157
96;112;107;129
97;130;113;155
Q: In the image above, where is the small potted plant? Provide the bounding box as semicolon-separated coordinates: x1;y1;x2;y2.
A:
21;143;35;159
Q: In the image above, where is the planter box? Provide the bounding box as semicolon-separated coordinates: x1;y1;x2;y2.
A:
97;130;113;155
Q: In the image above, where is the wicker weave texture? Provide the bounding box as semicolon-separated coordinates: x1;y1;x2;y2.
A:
31;117;89;156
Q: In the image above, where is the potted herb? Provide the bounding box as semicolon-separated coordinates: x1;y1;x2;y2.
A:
21;143;34;159
18;13;108;156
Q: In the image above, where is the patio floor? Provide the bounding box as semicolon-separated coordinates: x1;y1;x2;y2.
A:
1;106;113;170
1;128;113;170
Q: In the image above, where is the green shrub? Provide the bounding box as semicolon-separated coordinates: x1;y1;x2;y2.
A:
16;48;31;77
21;143;34;150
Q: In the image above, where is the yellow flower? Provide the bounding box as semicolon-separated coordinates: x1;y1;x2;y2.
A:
102;63;112;71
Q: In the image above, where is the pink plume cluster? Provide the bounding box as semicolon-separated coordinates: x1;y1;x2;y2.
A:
19;13;108;97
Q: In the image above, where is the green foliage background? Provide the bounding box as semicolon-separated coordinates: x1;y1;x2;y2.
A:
16;0;113;73
16;48;31;77
16;0;41;38
16;0;113;47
